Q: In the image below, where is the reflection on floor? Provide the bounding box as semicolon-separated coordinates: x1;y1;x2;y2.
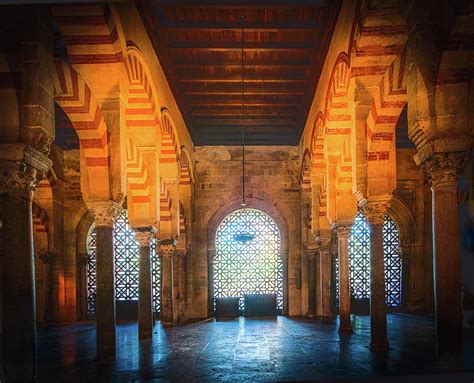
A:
37;314;474;382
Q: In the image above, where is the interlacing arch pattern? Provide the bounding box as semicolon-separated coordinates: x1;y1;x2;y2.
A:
86;209;161;317
53;58;110;169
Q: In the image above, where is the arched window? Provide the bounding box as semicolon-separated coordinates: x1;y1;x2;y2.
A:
347;211;402;307
86;209;161;317
213;208;283;310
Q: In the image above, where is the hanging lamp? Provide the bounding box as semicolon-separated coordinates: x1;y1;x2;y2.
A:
234;15;255;244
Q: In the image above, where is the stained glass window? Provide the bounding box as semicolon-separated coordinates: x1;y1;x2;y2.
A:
338;211;402;307
86;209;161;317
213;208;283;310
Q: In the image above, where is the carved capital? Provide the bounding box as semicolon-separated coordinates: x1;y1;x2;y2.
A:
360;197;391;226
38;250;56;264
0;144;52;198
88;199;124;228
134;227;157;247
315;230;332;252
332;223;352;240
422;152;468;188
158;239;177;258
176;248;188;258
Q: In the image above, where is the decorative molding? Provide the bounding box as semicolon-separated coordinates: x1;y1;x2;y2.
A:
422;152;468;188
332;223;352;239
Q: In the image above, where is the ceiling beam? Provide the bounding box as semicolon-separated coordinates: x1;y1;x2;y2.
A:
173;59;312;67
178;75;306;83
152;0;326;7
167;41;315;51
157;20;319;32
182;90;305;95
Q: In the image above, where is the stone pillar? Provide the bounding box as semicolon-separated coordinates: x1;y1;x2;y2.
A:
424;152;467;366
334;224;352;333
176;249;188;323
281;250;289;315
307;247;317;317
39;250;55;322
89;201;122;359
207;249;216;317
0;144;51;382
135;228;155;339
318;231;333;323
77;253;88;320
362;199;390;350
159;240;176;325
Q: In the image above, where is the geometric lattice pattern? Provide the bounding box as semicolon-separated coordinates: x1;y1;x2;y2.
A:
345;211;402;307
213;208;283;310
86;209;161;317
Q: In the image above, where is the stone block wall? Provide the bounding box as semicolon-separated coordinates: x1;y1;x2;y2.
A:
190;146;303;318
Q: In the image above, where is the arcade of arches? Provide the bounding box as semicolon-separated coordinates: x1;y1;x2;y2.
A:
0;1;473;382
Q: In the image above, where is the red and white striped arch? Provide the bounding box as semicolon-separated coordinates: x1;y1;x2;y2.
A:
32;202;49;242
159;177;172;237
126;138;150;204
53;58;110;199
179;201;186;236
310;112;328;221
52;4;124;65
159;110;181;178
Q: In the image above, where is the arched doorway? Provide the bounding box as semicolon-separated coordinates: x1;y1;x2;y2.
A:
86;209;161;319
213;208;283;314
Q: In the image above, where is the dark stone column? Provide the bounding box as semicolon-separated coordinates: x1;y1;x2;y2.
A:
207;249;216;317
1;145;51;382
307;247;317;317
334;224;352;333
77;254;88;321
176;249;188;323
362;199;390;351
89;202;122;360
135;228;155;339
424;152;467;367
39;251;55;322
318;231;333;323
159;240;176;325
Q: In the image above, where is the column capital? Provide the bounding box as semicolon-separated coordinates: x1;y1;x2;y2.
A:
360;196;391;226
88;197;124;228
314;229;332;252
332;223;352;239
0;144;52;198
158;239;177;258
134;227;157;247
38;250;56;264
422;152;468;188
176;248;188;258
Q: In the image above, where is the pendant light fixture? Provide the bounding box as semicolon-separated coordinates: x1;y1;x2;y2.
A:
234;15;255;244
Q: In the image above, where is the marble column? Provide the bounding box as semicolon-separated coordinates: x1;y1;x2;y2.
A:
281;250;289;315
135;228;155;339
159;240;176;325
318;231;333;323
334;224;353;333
424;152;467;367
176;249;188;323
1;144;51;382
89;201;122;359
362;199;390;350
207;249;216;317
77;253;88;320
39;250;56;322
307;247;318;317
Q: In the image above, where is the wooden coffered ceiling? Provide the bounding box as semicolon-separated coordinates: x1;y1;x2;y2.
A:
136;0;342;145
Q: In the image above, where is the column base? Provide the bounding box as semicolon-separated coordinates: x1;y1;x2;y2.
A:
370;339;389;352
318;315;334;324
139;328;153;339
338;324;353;334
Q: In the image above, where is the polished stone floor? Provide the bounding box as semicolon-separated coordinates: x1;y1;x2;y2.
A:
36;314;474;382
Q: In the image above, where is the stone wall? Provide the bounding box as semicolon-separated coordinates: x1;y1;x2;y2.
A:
191;146;303;318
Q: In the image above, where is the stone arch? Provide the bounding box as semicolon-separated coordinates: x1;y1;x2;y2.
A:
299;148;311;193
53;58;110;201
179;148;194;188
159;108;181;180
387;195;415;248
206;197;290;315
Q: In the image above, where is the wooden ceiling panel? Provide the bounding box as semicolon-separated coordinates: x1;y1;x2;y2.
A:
136;0;342;145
